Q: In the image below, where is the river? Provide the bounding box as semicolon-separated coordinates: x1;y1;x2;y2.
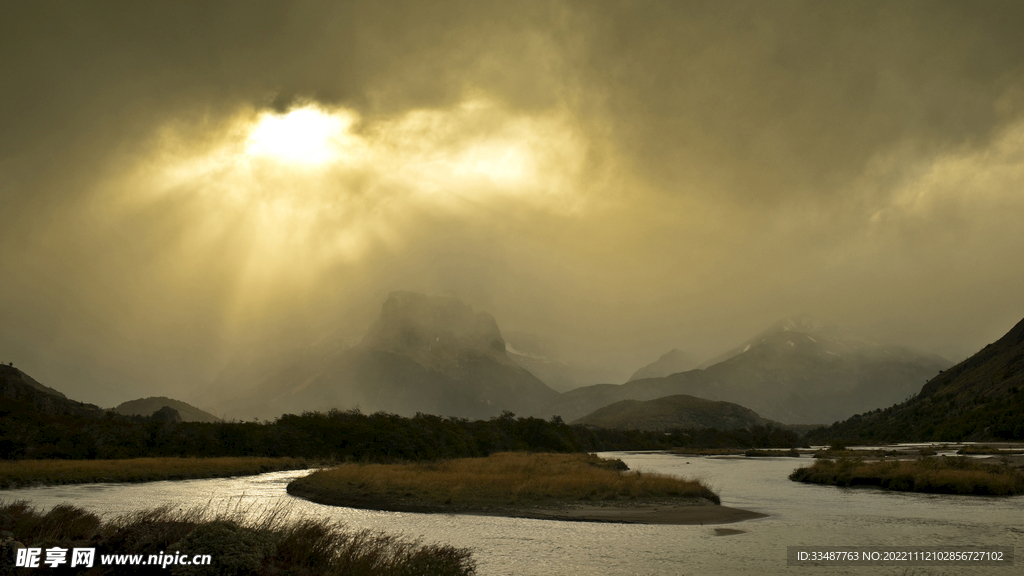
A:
3;451;1021;575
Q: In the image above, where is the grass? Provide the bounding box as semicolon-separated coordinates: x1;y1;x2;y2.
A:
956;445;1023;455
288;452;720;513
789;456;1024;495
812;448;898;459
669;448;745;456
0;457;320;489
0;499;475;576
744;449;801;457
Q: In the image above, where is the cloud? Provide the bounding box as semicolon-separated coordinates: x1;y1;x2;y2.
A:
3;1;1024;404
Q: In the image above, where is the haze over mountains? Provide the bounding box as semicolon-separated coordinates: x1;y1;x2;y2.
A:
503;331;622;393
536;316;950;425
628;349;700;382
812;316;1024;442
201;294;952;427
218;292;558;421
4;308;1022;444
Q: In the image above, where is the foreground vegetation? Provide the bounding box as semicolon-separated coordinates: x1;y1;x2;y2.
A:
0;500;475;576
789;456;1024;495
288;452;720;515
956;445;1023;455
0;457;318;489
744;449;800;457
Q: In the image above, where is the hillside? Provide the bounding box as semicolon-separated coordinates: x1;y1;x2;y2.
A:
221;292;559;420
627;349;699;382
808;317;1024;443
0;364;105;420
114;397;221;423
0;364;68;399
535;317;950;424
573;394;771;431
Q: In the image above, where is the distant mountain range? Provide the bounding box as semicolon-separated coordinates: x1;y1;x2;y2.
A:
573;394;772;431
113;397;221;423
219;292;559;420
535;316;951;425
627;348;700;382
695;316;866;369
809;317;1024;442
503;331;622;393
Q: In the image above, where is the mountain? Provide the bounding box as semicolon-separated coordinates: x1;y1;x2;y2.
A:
0;364;105;419
696;315;863;369
113;397;221;423
221;292;559;420
503;331;620;392
535;316;950;424
573;394;772;431
808;317;1024;443
0;363;68;399
628;348;699;382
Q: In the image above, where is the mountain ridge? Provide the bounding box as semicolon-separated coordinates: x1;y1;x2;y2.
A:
572;394;772;431
628;348;699;382
535;317;949;424
808;317;1024;442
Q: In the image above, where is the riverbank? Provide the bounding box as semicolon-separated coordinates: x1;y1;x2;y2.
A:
789;455;1024;495
0;457;322;489
287;452;766;525
0;500;474;576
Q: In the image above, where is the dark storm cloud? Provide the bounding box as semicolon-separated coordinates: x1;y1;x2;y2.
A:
2;1;1023;405
576;0;1024;201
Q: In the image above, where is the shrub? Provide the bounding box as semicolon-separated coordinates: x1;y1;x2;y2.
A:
0;501;476;576
789;456;1024;496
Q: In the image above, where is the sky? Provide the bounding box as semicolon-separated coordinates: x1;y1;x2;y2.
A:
3;1;1024;407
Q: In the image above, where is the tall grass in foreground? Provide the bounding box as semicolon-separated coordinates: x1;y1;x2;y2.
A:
290;452;719;507
789;456;1024;495
0;500;475;576
0;457;318;489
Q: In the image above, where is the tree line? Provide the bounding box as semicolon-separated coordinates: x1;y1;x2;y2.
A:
1;395;801;461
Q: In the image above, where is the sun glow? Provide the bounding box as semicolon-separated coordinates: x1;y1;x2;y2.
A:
113;98;589;330
246;105;353;165
133;99;585;277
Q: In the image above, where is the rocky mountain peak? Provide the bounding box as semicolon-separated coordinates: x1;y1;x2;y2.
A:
360;291;508;368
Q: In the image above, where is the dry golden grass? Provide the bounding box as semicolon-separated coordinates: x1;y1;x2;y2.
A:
0;500;475;576
789;456;1024;495
289;452;719;510
0;457;316;488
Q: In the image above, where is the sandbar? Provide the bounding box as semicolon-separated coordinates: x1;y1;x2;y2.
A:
287;484;765;525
